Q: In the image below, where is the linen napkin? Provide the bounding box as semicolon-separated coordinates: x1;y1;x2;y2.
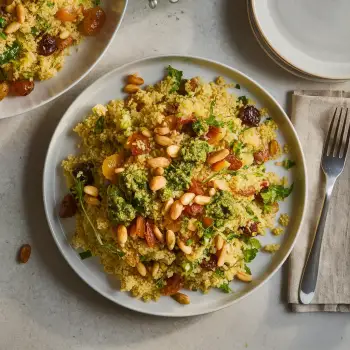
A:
288;90;350;312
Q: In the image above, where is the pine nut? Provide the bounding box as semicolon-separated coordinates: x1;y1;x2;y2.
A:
236;271;253;282
170;200;183;220
84;194;100;206
152;262;160;278
194;195;211;205
124;84;139;94
141;129;152;137
172;292;190;305
188;218;197;231
127;74;144;85
83;185;99;197
213;179;230;191
154;126;170;135
115;167;125;174
166;145;180;158
207;149;230;165
180;192;195;206
153;167;164;176
136;262;147;277
215;235;224;250
166;230;176;250
147;157;170;168
209;188;216;196
117;224;128;246
217;243;228;267
60;29;70;40
5;3;15;13
153;225;164;243
177;239;192;255
149;176;167;191
16;4;25;24
4;21;21;34
163;198;174;213
154;134;173;146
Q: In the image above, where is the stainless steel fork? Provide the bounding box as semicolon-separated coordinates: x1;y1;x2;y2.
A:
299;107;350;304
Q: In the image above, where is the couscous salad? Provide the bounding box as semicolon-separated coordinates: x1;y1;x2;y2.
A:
59;67;293;304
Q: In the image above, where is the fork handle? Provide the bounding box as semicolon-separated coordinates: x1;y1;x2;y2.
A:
299;178;335;304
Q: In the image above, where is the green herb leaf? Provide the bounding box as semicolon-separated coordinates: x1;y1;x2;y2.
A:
232;141;244;155
235;83;241;89
93;0;101;5
204;100;224;127
218;282;232;293
31;27;39;36
238;95;248;105
156;279;165;288
0;41;21;65
140;255;146;262
244;265;252;275
243;238;262;263
186;239;194;246
260;184;294;205
167;65;183;93
226;233;239;241
0;32;6;40
79;250;92;260
282;159;296;170
71;177;103;245
94;116;105;134
0;18;6;29
47;1;55;8
215;268;225;277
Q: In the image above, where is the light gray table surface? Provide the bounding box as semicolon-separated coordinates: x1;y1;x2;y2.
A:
1;1;350;349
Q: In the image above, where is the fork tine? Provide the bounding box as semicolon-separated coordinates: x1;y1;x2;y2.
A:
343;109;350;160
330;108;343;156
325;108;338;156
337;108;349;158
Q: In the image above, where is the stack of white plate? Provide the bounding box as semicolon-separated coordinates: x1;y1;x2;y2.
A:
248;0;350;82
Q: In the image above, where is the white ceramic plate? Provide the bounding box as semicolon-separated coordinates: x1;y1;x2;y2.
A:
43;55;307;317
247;2;346;83
251;0;350;80
0;0;128;119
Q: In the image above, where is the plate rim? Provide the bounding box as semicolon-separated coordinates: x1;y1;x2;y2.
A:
251;0;350;80
246;1;347;83
1;0;128;119
43;54;308;317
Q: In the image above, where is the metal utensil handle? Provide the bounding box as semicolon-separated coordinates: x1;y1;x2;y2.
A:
299;178;335;304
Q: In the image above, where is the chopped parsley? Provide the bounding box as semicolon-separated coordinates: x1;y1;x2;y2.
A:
79;250;92;260
243;238;261;263
205;100;224;127
0;32;6;40
226;233;239;241
186;239;194;246
93;0;101;5
94;116;105;134
215;268;225;277
31;27;39;36
237;95;248;105
167;65;183;93
244;265;252;275
47;1;55;8
156;279;165;288
235;83;241;89
260;184;294;205
218;282;232;293
0;18;5;28
282;159;296;170
232;140;244;155
0;41;21;65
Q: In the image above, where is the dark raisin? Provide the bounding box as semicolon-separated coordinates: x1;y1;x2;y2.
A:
37;34;57;56
164;103;179;116
241;222;258;235
59;194;77;218
72;162;94;185
239;105;261;127
200;254;218;270
10;80;34;96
